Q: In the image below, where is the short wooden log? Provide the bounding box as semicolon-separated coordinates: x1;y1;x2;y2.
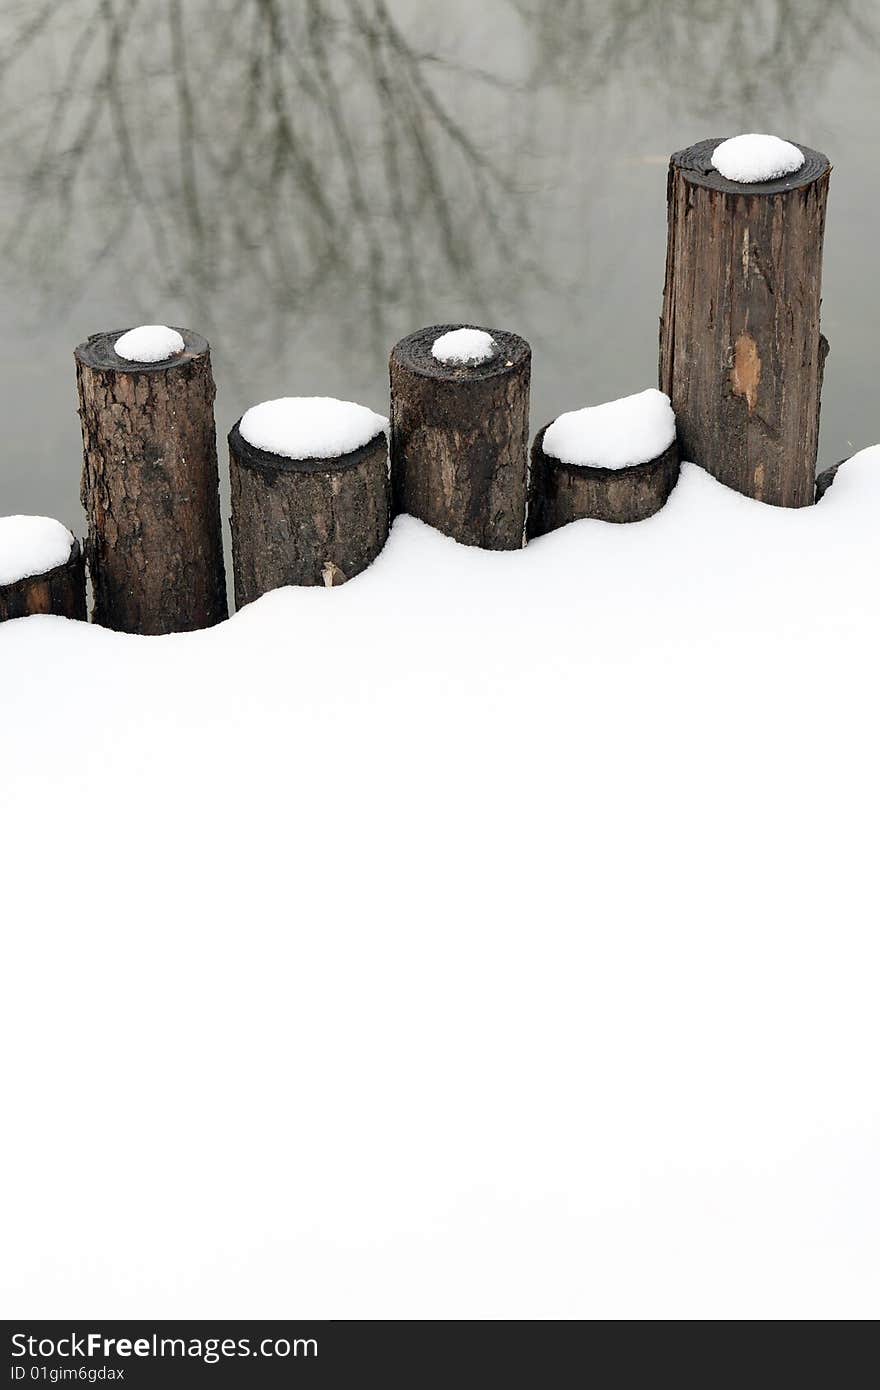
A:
390;325;531;549
527;428;679;538
659;139;831;509
228;424;391;607
75;328;228;634
0;536;86;624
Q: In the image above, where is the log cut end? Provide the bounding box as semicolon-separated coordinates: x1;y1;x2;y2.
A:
74;327;210;374
669;138;830;197
393;324;530;384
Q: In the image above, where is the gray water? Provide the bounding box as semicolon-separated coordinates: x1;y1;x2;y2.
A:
1;0;878;540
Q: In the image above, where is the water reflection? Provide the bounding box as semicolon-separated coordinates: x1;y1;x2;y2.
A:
0;0;878;519
1;0;535;355
515;0;878;111
3;0;874;342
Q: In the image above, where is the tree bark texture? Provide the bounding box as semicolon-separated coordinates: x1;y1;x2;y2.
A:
527;429;679;538
0;537;86;624
228;423;390;607
75;329;228;634
390;325;531;549
659;140;830;509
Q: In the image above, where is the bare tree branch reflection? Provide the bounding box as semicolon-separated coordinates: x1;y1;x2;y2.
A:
0;0;535;366
513;0;879;113
0;0;876;389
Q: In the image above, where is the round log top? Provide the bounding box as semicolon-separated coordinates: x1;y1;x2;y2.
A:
74;327;209;372
0;515;78;588
533;422;674;479
671;138;830;196
229;396;389;476
540;389;676;471
392;325;530;382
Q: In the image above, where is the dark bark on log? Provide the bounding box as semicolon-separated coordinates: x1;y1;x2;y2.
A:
75;328;228;634
228;423;390;607
527;429;679;538
659;139;831;509
390;325;531;549
0;537;86;623
815;459;847;502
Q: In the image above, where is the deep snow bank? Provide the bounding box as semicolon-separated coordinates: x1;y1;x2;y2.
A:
1;451;879;1319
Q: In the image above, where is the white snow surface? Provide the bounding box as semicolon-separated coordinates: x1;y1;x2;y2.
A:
431;327;498;365
0;514;73;586
543;388;676;469
3;447;880;1320
114;325;185;362
239;397;389;460
711;133;805;183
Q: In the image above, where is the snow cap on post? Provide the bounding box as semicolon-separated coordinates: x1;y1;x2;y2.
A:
542;389;676;471
431;327;498;366
0;515;76;586
0;515;86;623
239;397;389;461
710;134;805;184
114;325;186;363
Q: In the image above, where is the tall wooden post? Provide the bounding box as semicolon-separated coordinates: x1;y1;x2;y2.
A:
659;139;830;508
75;328;228;634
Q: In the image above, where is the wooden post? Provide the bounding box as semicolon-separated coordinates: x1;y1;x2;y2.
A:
228;422;390;607
390;325;531;549
75;328;228;634
0;533;86;624
528;429;678;538
659;139;830;508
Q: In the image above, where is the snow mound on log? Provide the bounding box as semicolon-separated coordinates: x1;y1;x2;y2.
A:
711;134;805;183
0;515;73;587
431;327;498;366
114;325;186;363
240;397;389;461
542;388;676;470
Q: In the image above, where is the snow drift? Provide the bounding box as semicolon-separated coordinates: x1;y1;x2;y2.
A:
1;449;879;1319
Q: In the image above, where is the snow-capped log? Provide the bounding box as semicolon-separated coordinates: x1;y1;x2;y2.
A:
228;397;391;606
528;390;679;538
0;519;85;623
390;325;531;549
660;138;831;509
74;328;227;634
